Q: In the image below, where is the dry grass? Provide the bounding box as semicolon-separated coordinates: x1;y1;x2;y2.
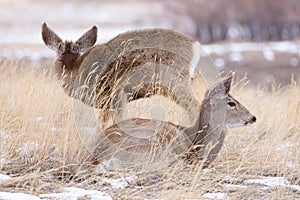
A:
0;59;299;199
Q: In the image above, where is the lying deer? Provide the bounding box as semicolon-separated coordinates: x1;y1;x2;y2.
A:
92;72;256;170
41;23;203;123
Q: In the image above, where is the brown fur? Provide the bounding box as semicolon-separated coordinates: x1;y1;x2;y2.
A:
42;23;200;123
92;72;256;168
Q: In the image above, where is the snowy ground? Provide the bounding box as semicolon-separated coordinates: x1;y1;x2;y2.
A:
1;173;300;199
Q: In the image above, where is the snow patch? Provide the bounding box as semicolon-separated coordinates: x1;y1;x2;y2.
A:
0;130;10;140
223;176;300;194
262;49;275;61
243;177;290;187
16;141;41;161
0;130;7;136
221;183;248;189
223;176;244;183
290;185;300;192
16;141;55;164
202;192;228;199
102;176;137;189
39;187;112;200
35;116;43;123
0;192;41;200
276;141;294;151
0;158;7;164
0;174;11;181
286;160;299;168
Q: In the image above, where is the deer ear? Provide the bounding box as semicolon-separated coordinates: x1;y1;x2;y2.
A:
210;71;234;95
41;23;63;52
73;25;97;53
222;71;234;94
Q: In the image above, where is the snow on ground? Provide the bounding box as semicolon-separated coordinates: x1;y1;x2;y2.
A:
202;192;228;199
0;174;136;199
0;176;112;200
39;187;112;200
0;192;41;200
0;174;11;181
0;187;112;200
102;176;138;189
262;48;275;61
243;176;290;187
0;173;300;199
223;176;300;193
0;130;10;141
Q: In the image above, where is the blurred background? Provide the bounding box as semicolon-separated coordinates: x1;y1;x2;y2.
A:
1;0;300;86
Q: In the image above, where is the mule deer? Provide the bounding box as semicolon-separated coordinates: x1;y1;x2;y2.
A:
41;23;203;123
92;72;256;170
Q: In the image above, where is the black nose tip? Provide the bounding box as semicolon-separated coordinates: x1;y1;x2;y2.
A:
252;116;257;122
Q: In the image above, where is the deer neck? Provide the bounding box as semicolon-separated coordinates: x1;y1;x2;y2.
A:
183;91;227;150
55;53;84;97
183;96;210;144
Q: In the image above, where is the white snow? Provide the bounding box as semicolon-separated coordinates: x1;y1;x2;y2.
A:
223;176;244;183
221;183;248;189
286;160;299;168
242;176;300;193
35;116;43;123
51;127;58;132
262;49;275;61
15;141;54;164
39;187;112;200
16;141;41;161
102;176;137;189
290;185;300;192
0;174;11;181
0;130;10;140
202;192;228;199
0;192;41;200
276;141;294;151
0;158;6;164
0;130;7;136
243;177;290;187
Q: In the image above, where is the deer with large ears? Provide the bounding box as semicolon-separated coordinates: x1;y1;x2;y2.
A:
41;23;202;123
91;72;256;169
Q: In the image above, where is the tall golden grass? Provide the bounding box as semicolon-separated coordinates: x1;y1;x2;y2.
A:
0;59;299;198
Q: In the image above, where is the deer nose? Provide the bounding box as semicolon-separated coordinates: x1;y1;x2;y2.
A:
252;116;257;122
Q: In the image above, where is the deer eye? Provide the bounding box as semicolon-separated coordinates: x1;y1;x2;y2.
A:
228;102;236;107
